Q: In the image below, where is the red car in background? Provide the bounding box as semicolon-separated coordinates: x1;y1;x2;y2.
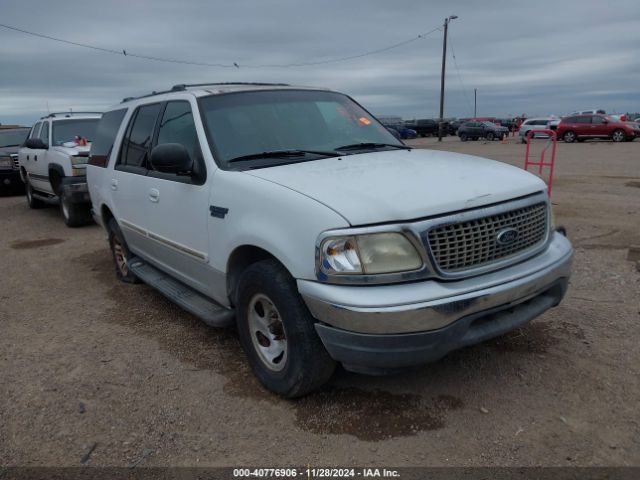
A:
557;113;639;143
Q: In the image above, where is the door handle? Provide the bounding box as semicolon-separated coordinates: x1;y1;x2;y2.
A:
27;155;30;161
34;155;37;161
110;179;118;191
148;188;160;203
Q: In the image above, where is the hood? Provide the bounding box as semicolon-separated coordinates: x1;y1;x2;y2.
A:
51;144;91;156
245;149;546;226
0;146;20;156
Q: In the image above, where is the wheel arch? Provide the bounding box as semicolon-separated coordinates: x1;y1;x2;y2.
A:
48;163;65;195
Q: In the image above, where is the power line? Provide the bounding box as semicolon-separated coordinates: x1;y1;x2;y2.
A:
447;31;474;115
0;23;441;69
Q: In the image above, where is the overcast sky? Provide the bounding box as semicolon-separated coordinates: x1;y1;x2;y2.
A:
1;0;639;126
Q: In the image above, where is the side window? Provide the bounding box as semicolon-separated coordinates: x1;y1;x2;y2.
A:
29;122;42;139
39;122;50;145
89;109;127;168
156;102;200;162
119;103;161;169
592;116;604;124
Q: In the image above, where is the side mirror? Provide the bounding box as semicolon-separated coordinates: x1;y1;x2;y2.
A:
25;138;48;149
150;143;192;174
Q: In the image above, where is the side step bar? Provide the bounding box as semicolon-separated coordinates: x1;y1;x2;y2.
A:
128;257;235;328
32;191;59;205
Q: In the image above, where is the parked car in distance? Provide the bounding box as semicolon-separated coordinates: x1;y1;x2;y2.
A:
556;114;638;143
404;118;442;137
570;109;606;115
457;121;509;141
378;116;417;139
0;127;30;193
88;82;573;397
18;112;101;226
446;120;462;135
518;118;552;143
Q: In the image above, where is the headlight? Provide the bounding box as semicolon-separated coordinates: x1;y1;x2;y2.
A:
319;232;423;276
70;155;88;165
0;157;12;168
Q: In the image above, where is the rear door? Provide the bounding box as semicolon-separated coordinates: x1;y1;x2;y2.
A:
574;115;592;137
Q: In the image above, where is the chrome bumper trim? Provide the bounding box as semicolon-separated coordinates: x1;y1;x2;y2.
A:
300;232;573;334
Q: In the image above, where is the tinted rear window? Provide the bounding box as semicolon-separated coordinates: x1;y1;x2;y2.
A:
120;104;162;168
90;109;126;167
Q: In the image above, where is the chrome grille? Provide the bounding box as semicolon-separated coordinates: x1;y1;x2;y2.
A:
11;154;19;170
427;202;548;273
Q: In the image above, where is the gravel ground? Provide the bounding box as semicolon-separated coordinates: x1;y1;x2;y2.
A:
0;136;639;467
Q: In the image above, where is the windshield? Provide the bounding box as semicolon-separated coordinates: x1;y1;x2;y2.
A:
52;119;99;146
0;129;29;148
198;90;403;167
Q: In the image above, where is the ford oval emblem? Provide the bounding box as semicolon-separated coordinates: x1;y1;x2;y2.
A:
496;227;519;245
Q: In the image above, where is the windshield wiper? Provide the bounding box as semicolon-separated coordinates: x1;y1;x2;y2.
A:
335;142;411;152
227;149;341;164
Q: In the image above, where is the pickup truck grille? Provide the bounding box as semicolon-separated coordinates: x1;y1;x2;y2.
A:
426;202;548;273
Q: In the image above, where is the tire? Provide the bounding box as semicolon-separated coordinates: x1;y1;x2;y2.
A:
60;189;92;227
486;132;495;141
107;218;140;284
611;129;625;143
236;259;336;398
460;133;468;142
563;131;576;143
25;179;46;209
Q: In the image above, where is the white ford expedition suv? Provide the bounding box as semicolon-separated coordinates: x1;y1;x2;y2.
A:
88;83;573;397
19;112;101;226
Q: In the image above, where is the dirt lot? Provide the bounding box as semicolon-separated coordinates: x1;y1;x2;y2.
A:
1;136;639;467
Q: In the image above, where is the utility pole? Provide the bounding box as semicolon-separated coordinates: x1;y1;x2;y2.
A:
438;15;458;142
474;88;477;118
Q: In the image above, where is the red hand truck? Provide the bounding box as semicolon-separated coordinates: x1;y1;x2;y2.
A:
524;129;557;196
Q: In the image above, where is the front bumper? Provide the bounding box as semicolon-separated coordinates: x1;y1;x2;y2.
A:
300;232;573;371
0;169;23;189
60;176;90;204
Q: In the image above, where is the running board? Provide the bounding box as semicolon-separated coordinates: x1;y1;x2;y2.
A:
32;192;59;205
128;257;235;328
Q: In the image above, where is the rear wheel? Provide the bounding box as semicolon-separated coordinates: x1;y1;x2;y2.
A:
611;129;625;142
25;179;46;209
107;218;140;283
236;259;336;397
563;131;576;143
60;190;92;227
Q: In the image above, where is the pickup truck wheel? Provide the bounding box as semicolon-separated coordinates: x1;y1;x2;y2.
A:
611;129;625;142
60;190;92;227
107;218;140;284
486;132;495;141
236;259;336;397
25;179;46;209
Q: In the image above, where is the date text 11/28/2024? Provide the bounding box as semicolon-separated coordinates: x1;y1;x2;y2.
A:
233;468;400;478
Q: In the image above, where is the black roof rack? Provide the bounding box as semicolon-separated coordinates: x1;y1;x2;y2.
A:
40;112;102;119
121;82;291;103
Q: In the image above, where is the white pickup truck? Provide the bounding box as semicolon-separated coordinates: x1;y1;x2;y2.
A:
88;83;573;397
19;112;101;226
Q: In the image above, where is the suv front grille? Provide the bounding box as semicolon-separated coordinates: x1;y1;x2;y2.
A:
11;154;19;170
426;202;548;273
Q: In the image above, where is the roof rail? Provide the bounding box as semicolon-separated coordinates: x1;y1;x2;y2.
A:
120;82;292;104
40;111;102;119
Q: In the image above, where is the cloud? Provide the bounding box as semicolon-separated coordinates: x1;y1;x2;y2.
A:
0;0;639;126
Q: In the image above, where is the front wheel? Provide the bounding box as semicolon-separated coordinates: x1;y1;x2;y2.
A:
236;259;336;398
611;129;625;142
460;133;468;142
60;190;92;227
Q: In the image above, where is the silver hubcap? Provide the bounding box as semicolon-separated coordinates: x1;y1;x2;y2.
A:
247;294;287;371
113;239;128;275
565;133;574;141
61;198;69;219
613;131;623;141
